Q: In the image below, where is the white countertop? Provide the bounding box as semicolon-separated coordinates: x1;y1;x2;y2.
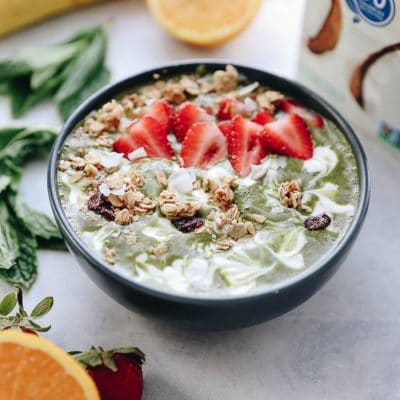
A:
1;0;400;398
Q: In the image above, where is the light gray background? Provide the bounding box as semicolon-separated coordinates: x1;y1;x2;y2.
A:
1;1;399;398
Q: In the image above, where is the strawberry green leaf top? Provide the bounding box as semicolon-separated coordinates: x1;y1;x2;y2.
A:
72;347;145;400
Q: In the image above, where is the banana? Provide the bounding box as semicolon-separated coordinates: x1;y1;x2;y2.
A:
0;0;104;37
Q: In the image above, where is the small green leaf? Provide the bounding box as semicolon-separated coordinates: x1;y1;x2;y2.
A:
55;27;107;103
0;128;57;166
31;65;60;90
72;348;103;369
0;202;19;269
57;66;110;121
30;296;54;318
0;176;11;194
0;292;17;315
0;40;87;81
0;60;31;80
9;74;63;118
0;128;26;150
13;196;62;241
0;223;38;289
0;81;10;95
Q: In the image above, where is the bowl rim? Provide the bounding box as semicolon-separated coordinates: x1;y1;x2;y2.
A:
48;60;370;304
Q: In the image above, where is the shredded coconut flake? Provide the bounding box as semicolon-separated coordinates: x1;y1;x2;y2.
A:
98;182;111;196
128;147;148;161
88;149;123;169
237;82;259;97
167;168;194;194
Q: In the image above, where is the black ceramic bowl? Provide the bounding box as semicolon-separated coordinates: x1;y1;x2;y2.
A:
48;61;370;330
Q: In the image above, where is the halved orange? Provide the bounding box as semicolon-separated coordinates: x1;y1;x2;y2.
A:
0;330;99;400
146;0;262;47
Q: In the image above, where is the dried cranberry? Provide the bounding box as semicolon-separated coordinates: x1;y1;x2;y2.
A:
304;213;331;231
98;207;115;221
88;191;104;210
87;190;114;221
171;216;204;233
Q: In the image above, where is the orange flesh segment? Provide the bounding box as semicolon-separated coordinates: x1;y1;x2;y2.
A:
0;331;99;400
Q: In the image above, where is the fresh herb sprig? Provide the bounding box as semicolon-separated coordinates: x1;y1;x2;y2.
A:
0;25;110;121
0;286;53;333
0;127;65;288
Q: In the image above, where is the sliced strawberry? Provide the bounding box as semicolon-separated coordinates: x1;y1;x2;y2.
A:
218;120;232;137
180;122;227;168
146;100;174;134
217;98;246;120
263;114;313;160
173;101;213;142
128;115;174;159
112;135;136;157
251;109;274;125
227;115;268;178
280;99;324;128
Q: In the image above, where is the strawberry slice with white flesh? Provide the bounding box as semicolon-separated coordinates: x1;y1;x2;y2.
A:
217;120;232;137
146;100;174;134
173;101;213;142
127;115;174;159
180;122;227;168
279;99;324;128
263;114;314;160
217;97;247;120
227;115;267;178
113;135;136;157
251;109;274;125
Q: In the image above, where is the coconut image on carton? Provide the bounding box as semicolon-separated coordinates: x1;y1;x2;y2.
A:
298;0;400;149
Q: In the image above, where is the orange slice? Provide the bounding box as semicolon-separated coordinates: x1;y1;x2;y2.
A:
146;0;262;47
0;330;99;400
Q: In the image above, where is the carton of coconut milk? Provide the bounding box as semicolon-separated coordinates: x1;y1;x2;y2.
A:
298;0;400;150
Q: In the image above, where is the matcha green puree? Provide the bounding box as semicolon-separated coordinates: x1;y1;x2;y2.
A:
57;71;359;296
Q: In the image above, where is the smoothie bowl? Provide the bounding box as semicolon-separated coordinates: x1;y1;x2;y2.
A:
48;62;370;329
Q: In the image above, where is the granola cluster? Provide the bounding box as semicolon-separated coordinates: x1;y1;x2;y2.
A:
278;180;302;208
158;191;201;219
203;177;264;250
278;180;312;213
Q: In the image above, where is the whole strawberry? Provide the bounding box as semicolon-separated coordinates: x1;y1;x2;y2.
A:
72;347;145;400
0;286;53;334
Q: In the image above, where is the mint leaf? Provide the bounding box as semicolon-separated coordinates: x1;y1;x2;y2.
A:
55;27;107;103
30;64;59;90
0;202;19;269
13;196;62;241
0;60;31;80
0;25;109;119
0;128;57;165
0;223;38;288
0;176;11;194
0;128;25;150
0;40;87;81
0;81;10;95
58;66;110;121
